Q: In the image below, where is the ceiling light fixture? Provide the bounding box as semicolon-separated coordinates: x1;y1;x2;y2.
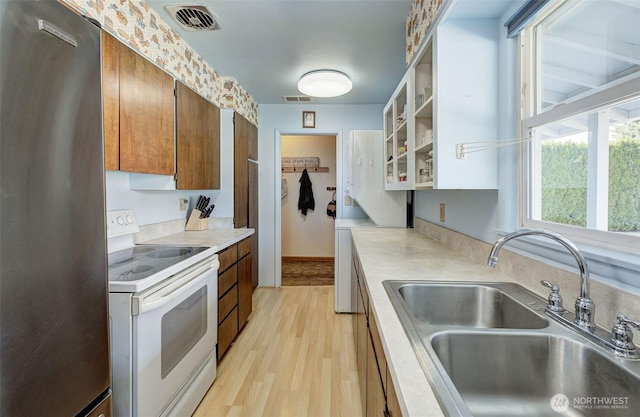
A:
297;70;352;98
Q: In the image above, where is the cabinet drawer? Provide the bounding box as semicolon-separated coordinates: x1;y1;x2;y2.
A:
218;244;237;272
238;236;252;259
218;284;238;323
218;264;237;296
218;306;238;360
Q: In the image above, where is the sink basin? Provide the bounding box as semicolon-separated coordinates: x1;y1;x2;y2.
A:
431;332;640;416
383;280;640;417
393;282;548;329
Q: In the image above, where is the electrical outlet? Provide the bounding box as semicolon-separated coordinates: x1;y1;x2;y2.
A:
179;198;187;211
440;203;445;222
345;195;352;206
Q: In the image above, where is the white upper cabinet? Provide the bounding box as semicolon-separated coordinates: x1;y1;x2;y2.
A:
413;40;434;188
383;71;414;190
385;6;500;190
431;18;499;189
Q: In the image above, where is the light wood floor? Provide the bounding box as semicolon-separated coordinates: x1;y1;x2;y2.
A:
194;286;363;417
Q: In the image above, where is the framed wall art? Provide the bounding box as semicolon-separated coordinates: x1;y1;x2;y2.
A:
302;111;315;128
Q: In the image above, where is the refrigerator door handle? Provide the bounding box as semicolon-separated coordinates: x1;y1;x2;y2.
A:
38;19;78;46
132;260;219;315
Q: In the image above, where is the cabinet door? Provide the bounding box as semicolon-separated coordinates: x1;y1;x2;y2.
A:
218;306;238;360
233;113;249;228
367;333;387;417
118;40;174;175
370;314;387;394
102;32;120;171
248;161;259;289
356;278;368;414
387;372;403;417
176;81;220;190
238;252;252;329
248;119;258;161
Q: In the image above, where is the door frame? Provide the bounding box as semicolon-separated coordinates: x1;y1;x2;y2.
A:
273;129;343;287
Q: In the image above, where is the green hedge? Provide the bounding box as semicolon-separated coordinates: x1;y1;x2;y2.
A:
541;138;640;232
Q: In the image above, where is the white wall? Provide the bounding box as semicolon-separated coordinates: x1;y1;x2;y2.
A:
105;109;236;226
281;135;336;258
414;190;498;242
258;104;384;287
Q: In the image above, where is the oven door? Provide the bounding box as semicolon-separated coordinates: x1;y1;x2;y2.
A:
132;257;219;417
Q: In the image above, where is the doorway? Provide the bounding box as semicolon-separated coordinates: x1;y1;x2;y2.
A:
280;135;336;286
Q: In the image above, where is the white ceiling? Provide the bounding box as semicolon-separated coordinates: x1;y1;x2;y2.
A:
147;0;413;105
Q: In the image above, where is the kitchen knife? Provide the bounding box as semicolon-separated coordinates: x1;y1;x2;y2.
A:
195;195;204;211
198;195;207;211
203;204;215;218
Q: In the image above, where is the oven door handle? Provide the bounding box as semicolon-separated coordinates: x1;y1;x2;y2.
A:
132;259;220;316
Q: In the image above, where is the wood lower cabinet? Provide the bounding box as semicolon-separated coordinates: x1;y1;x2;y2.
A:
237;237;253;327
354;263;368;413
102;31;174;175
353;251;403;417
387;370;403;417
367;333;387;417
218;306;238;359
217;237;253;360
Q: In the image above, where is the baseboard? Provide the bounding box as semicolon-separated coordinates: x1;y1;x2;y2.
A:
282;256;335;262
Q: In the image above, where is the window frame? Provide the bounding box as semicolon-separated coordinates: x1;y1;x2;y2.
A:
518;9;640;255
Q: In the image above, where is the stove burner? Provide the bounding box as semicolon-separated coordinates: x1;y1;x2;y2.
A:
146;248;193;259
116;265;154;282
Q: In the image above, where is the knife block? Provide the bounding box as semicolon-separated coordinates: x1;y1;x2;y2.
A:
185;209;208;231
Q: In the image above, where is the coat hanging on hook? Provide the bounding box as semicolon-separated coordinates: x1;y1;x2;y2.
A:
298;168;315;215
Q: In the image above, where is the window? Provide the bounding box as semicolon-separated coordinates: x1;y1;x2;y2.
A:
520;0;640;253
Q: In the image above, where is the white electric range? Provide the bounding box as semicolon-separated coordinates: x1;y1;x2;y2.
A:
107;210;219;417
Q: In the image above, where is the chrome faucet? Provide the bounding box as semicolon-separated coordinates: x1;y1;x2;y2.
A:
487;229;596;332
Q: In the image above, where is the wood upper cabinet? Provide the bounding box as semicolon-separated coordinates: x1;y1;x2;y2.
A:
175;81;220;190
102;32;120;171
248;117;258;161
102;31;174;175
234;113;249;228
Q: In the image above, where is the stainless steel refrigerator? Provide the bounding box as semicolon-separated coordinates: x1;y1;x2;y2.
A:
0;1;111;416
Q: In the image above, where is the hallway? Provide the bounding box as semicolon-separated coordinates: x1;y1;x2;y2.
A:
193;286;362;417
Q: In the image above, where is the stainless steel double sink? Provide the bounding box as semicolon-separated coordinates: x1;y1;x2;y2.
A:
383;281;640;417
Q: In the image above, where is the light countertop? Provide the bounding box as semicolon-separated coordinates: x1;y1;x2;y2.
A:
335;218;377;229
351;228;516;417
139;228;254;252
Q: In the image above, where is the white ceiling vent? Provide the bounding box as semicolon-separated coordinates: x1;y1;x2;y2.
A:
165;5;221;31
283;95;312;103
